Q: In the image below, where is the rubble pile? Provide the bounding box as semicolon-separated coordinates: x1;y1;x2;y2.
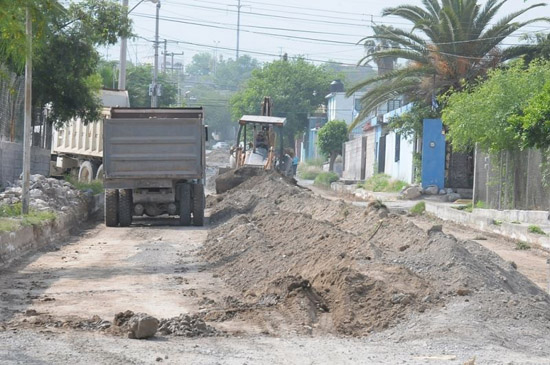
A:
202;171;550;342
0;174;86;212
158;314;218;337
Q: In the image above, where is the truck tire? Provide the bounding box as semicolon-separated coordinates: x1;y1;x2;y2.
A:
105;189;119;227
179;184;191;226
118;189;133;227
78;161;94;183
192;183;205;226
95;164;104;181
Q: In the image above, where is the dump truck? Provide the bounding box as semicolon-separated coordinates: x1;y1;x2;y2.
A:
103;107;206;227
50;89;130;182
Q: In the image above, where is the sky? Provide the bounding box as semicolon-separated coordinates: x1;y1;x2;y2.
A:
99;0;550;72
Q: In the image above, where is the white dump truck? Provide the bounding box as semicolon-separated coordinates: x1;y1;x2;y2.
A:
50;89;130;182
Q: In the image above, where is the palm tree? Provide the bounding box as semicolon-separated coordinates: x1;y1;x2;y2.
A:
364;25;400;76
348;0;548;129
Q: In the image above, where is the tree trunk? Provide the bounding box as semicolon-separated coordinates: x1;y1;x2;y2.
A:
329;153;337;172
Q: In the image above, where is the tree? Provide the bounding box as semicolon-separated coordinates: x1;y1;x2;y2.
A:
317;120;348;171
364;25;399;76
214;55;259;91
230;58;337;147
442;60;550;152
126;64;177;107
186;53;214;77
509;80;550;149
1;0;132;125
348;0;547;129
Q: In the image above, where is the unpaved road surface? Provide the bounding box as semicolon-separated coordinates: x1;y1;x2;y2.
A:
1;173;550;363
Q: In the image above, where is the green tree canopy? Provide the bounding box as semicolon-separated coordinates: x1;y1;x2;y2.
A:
230;58;337;146
126;64;177;107
348;0;548;129
317;120;348;171
1;0;132;125
442;60;550;152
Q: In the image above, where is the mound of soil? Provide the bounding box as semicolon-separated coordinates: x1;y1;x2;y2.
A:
202;172;550;340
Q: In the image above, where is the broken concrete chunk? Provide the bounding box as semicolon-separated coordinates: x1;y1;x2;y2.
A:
127;313;159;339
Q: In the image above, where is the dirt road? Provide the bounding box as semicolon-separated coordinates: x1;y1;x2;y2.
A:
1;177;550;363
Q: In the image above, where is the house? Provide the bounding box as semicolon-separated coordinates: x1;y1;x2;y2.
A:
300;107;327;162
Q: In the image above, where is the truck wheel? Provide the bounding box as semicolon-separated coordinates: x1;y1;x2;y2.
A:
95;164;104;181
118;189;133;227
192;183;205;226
105;189;119;227
179;184;191;226
78;161;94;183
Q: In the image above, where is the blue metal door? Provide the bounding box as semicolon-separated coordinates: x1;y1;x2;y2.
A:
422;119;445;189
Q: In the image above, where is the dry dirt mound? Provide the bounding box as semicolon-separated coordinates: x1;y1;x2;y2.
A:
202;172;550;340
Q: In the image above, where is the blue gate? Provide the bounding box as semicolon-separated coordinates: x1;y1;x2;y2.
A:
422;119;445;189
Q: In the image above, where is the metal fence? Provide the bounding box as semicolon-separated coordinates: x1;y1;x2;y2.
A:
474;147;550;210
0;67;25;142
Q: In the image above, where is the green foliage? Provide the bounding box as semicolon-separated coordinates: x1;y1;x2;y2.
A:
313;172;339;187
388;102;439;138
528;225;547;235
230;58;337;146
509;81;550;149
1;0;133;126
65;176;104;195
475;201;487;209
410;201;426;215
492;219;503;226
348;0;546;128
126;64;178;107
301;157;326;168
0;202;22;217
413;152;422;184
0;202;56;232
443;60;550;151
360;174;408;192
297;165;322;180
515;241;531;250
317;120;348;170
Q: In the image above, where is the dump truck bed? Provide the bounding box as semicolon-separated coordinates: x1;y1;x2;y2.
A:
103;108;205;188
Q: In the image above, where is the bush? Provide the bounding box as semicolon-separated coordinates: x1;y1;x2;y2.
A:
528;225;546;235
516;241;531;250
297;165;322;180
359;174;408;192
314;172;339;187
301;158;326;168
410;201;426;215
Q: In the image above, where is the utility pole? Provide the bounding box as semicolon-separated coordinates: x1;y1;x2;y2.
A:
22;7;32;215
151;1;161;107
118;0;129;90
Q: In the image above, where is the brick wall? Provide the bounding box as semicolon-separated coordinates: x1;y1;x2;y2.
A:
0;141;50;188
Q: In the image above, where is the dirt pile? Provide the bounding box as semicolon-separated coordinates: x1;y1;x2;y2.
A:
214;167;272;194
202;172;550;339
0;174;86;211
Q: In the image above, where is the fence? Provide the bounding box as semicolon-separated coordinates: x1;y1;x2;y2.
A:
474;147;550;210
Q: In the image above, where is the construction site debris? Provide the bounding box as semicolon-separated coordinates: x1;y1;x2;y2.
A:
202;171;550;342
0;174;86;211
127;313;159;339
158;314;218;337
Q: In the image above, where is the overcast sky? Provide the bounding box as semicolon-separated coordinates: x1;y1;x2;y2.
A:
99;0;550;71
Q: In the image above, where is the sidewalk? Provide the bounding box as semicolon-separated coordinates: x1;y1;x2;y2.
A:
328;181;550;252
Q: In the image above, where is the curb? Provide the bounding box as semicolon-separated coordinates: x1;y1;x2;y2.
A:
0;192;102;269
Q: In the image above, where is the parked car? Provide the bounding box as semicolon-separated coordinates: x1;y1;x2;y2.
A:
213;141;230;150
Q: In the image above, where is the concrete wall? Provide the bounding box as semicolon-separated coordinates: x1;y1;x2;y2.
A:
364;130;376;180
0;141;50;187
384;131;414;183
342;136;365;181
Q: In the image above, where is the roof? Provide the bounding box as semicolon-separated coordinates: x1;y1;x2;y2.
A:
101;89;130;108
239;115;286;126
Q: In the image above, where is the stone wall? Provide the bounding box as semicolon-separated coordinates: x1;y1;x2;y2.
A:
0;141;50;188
